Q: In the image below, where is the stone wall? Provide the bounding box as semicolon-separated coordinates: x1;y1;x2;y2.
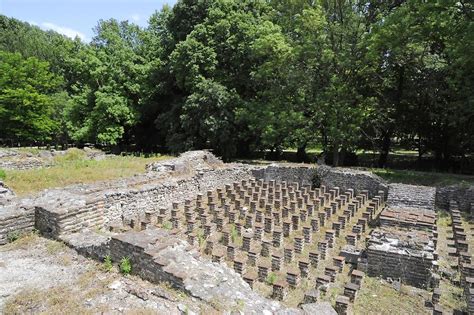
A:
366;228;436;288
0;203;35;244
316;165;388;198
108;228;290;314
105;166;253;227
435;185;474;212
387;183;436;211
29;155;253;239
252;164;317;186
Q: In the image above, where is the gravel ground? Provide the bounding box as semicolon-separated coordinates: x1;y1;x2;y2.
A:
0;235;209;314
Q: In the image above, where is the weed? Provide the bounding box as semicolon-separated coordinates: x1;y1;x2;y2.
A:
197;229;205;248
7;231;20;243
103;255;113;272
120;257;132;275
0;168;6;180
266;272;277;285
162;221;172;230
230;224;238;243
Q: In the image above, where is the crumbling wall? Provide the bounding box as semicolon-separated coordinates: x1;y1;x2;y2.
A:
366;228;436;289
0;203;35;244
104;166;253;226
108;228;287;314
316;165;388;198
387;183;436;211
435;185;474;212
252;164;317;186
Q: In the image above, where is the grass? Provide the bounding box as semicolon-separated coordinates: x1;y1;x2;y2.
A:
353;277;429;315
371;168;474;187
2;152;172;195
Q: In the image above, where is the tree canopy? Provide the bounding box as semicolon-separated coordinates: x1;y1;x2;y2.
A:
0;0;472;170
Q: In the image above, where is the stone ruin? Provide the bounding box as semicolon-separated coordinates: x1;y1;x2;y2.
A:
1;150;473;314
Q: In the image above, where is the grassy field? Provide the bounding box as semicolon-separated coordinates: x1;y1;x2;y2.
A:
370;168;474;187
1;150;172;195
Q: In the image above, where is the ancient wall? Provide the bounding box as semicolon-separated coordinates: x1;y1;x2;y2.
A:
316;165;388;198
0;203;35;244
108;228;288;313
252;164;317;186
435;185;474;212
366;228;436;288
104;166;253;226
387;183;436;211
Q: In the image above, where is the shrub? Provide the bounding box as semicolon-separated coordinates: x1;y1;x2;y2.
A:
266;272;277;285
162;221;172;230
0;168;6;180
119;257;132;275
103;255;113;272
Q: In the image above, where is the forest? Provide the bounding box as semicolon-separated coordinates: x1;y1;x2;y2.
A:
0;0;472;171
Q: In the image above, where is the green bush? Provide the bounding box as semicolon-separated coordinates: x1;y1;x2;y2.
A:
0;168;6;180
119;257;132;275
162;221;172;230
266;272;277;285
103;255;113;272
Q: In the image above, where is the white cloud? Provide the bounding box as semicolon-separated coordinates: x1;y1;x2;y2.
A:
130;14;141;22
40;22;87;41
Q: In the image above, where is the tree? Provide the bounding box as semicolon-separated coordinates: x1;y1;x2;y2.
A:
0;51;61;143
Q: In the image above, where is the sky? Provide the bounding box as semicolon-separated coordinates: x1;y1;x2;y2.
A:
0;0;177;42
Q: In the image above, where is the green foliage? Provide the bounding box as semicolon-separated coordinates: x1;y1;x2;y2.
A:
0;0;472;170
197;230;205;248
102;255;113;272
119;257;132;275
230;224;238;243
0;168;6;180
162;221;172;230
0;51;62;143
7;231;20;243
266;272;277;285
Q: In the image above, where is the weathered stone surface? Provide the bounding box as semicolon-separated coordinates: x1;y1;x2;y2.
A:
436;185;474;212
108;227;297;314
252;164;317;186
0;147;106;170
301;302;337;315
316;165;388;198
0;181;15;206
367;227;436;288
387;183;436;211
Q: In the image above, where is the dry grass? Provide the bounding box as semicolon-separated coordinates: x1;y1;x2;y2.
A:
3;153;172;195
0;232;40;251
4;267;114;314
353;277;429;315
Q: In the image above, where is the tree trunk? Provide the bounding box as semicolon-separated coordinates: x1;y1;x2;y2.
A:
296;144;308;163
377;131;391;168
333;147;340;167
